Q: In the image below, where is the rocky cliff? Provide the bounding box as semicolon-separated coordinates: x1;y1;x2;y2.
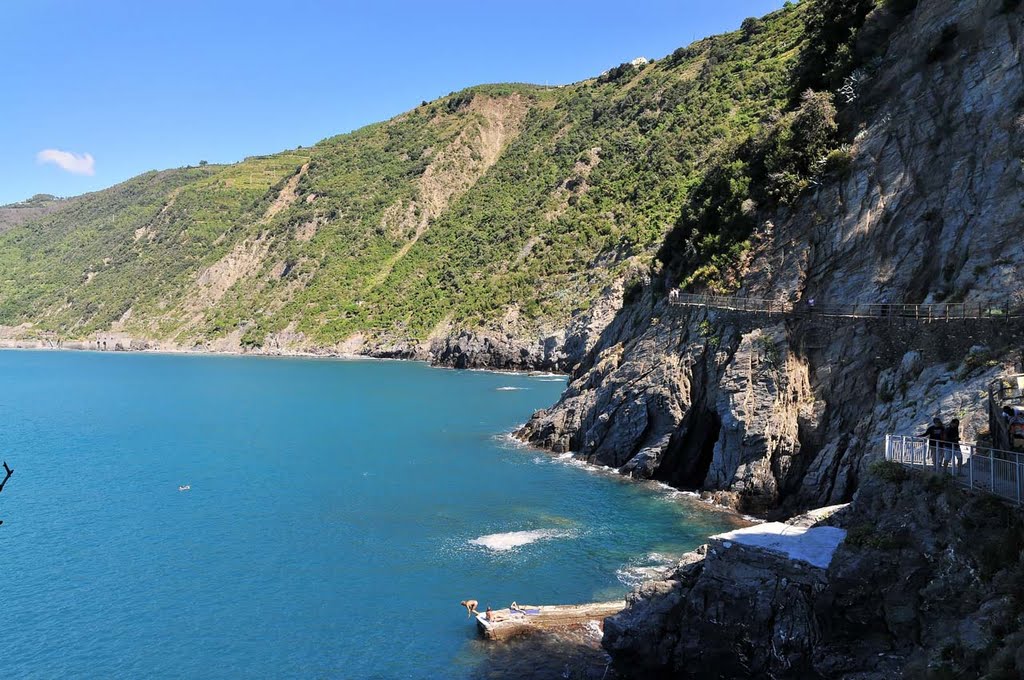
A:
519;0;1024;515
603;462;1024;678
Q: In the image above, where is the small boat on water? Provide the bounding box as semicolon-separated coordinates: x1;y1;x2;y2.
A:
178;485;191;492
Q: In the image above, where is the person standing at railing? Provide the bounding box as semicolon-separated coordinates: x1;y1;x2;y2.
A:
942;418;961;475
1010;410;1024;450
920;417;945;468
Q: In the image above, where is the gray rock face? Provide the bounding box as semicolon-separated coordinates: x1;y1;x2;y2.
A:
359;278;630;372
427;330;566;371
519;0;1024;515
605;536;829;679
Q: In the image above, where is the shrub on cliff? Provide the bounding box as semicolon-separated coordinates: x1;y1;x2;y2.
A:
867;459;910;483
660;88;840;287
796;0;877;93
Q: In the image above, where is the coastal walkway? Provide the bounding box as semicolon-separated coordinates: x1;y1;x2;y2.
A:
884;434;1024;506
668;291;1022;321
475;601;626;641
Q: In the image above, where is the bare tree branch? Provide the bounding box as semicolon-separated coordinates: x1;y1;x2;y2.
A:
0;461;12;525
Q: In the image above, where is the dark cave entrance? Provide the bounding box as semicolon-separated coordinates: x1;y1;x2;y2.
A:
655;409;721;490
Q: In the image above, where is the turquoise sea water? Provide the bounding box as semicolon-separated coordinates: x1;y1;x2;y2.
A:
0;351;742;679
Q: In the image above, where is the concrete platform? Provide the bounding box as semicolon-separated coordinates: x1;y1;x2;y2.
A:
475;601;626;641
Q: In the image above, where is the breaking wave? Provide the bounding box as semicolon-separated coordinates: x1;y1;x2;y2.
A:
615;552;678;588
470;529;575;552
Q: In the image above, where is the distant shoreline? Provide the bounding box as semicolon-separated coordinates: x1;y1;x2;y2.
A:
0;340;568;378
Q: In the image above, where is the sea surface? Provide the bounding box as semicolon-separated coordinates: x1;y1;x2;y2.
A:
0;350;743;679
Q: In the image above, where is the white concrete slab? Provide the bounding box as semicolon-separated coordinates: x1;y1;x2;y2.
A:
712;522;847;569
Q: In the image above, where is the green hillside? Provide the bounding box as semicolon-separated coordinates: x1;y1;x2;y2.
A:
0;2;814;349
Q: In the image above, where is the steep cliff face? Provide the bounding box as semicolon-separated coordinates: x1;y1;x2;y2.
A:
520;0;1024;514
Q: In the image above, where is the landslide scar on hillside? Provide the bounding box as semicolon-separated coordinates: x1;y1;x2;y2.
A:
367;94;531;290
183;163;310;312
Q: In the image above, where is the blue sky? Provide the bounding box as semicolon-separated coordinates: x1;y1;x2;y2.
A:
0;0;787;205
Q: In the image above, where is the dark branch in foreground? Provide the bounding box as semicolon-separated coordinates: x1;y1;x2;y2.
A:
0;461;12;494
0;461;12;525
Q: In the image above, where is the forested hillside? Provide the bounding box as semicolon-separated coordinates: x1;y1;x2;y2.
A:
0;3;815;356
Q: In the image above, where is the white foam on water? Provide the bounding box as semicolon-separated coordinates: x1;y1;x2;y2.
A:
615;552;677;588
584;619;604;640
470;529;574;552
548;452;602;473
499;430;760;524
493;431;530;450
496;386;527;391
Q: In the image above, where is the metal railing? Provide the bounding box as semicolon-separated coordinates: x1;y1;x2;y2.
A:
884;434;1024;506
667;291;1021;321
988;374;1024;451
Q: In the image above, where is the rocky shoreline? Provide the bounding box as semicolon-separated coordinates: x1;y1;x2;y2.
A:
0;329;575;374
603;463;1024;679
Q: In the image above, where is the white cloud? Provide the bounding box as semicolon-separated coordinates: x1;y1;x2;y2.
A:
36;149;96;176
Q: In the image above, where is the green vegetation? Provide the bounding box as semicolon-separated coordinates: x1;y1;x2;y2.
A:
868;459;911;483
0;1;915;348
657;0;915;292
845;522;908;550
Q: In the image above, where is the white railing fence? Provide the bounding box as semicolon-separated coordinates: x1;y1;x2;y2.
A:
884;434;1024;506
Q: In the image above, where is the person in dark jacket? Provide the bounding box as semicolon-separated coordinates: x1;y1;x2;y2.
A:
921;417;945;468
943;418;961;475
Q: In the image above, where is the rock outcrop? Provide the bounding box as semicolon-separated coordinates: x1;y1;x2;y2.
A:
604;466;1024;678
426;330;566;371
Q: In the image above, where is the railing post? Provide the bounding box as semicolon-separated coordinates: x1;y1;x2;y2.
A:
1011;458;1019;507
991;451;996;492
969;449;974;489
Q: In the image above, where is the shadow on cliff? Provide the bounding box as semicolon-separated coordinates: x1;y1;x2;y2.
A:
464;630;618;680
